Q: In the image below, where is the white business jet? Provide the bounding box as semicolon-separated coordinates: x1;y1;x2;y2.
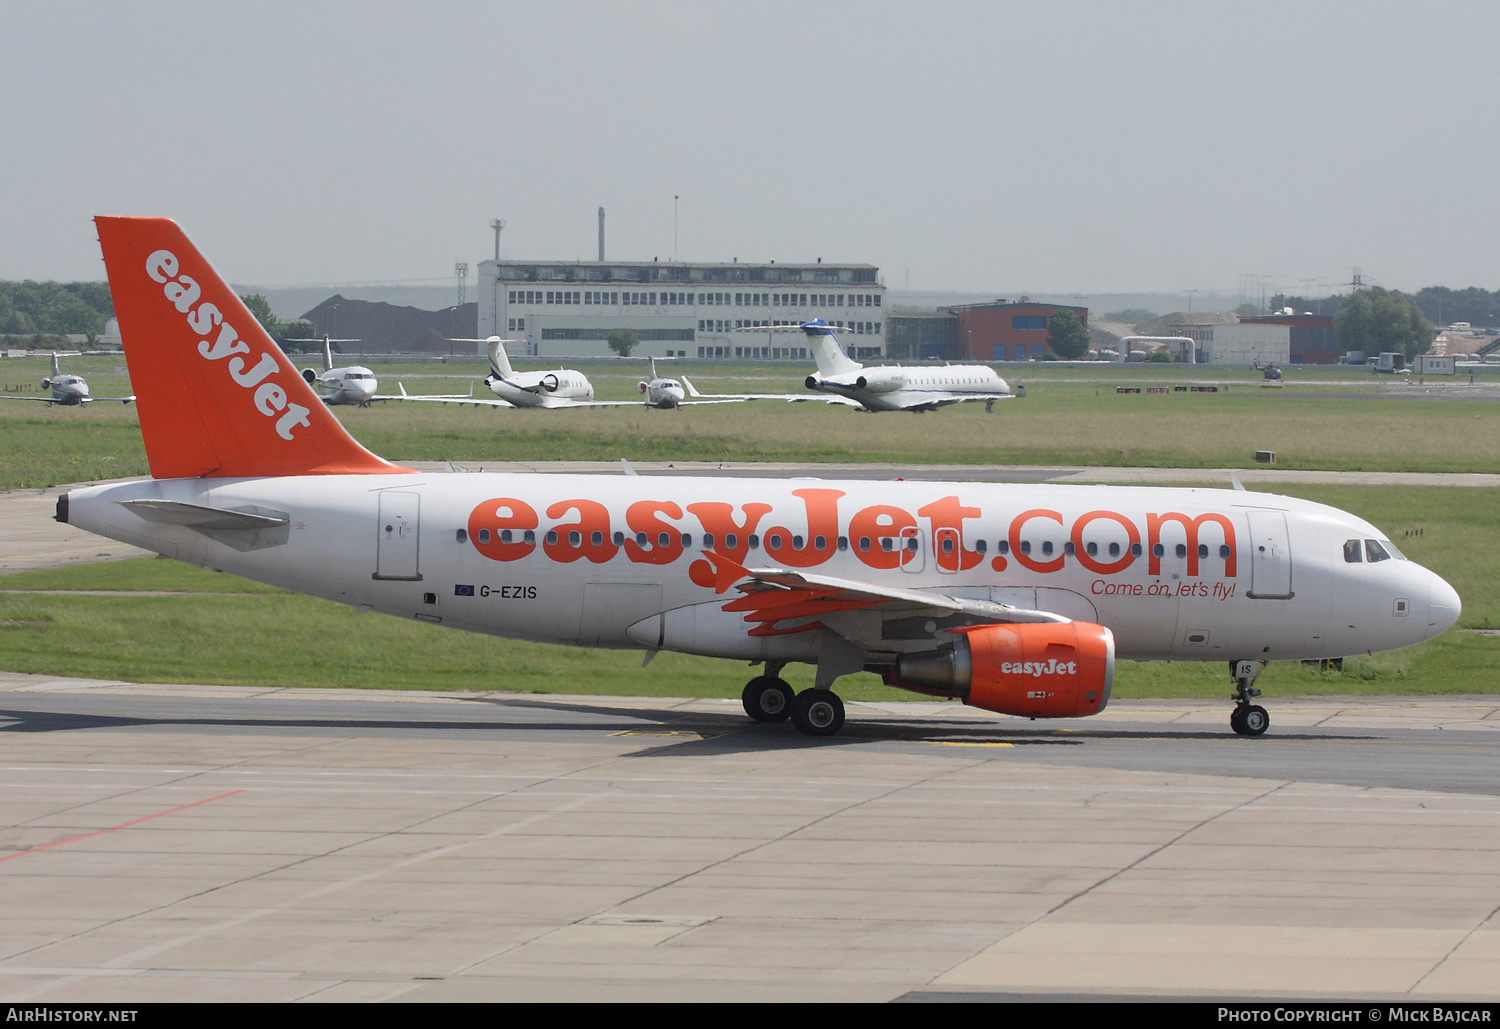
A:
0;353;135;406
285;335;385;406
637;358;749;409
800;319;1014;412
67;216;1462;741
682;320;1013;411
399;337;640;410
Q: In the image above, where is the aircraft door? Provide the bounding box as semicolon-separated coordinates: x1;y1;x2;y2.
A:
374;491;423;581
1246;510;1292;599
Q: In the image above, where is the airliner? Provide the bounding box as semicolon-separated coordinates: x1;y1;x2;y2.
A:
63;217;1461;739
0;353;135;406
801;319;1014;412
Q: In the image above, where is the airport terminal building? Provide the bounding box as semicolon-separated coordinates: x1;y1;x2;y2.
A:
478;259;887;361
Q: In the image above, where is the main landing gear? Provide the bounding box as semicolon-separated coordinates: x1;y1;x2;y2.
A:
741;665;846;737
1229;659;1269;737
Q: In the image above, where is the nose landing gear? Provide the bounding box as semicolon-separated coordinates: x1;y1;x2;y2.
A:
1229;659;1269;736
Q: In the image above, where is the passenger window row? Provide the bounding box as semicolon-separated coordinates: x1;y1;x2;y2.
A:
457;527;1233;562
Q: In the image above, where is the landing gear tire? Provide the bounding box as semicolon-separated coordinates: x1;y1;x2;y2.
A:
1230;704;1269;736
1229;660;1269;737
1229;705;1246;734
742;676;795;723
1240;705;1269;736
790;689;845;737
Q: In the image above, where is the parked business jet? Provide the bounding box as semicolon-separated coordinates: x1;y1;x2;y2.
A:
0;353;135;406
801;319;1014;412
286;335;384;406
67;217;1462;740
637;358;747;409
400;337;641;410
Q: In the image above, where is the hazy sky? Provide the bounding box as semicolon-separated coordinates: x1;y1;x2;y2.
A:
3;1;1495;297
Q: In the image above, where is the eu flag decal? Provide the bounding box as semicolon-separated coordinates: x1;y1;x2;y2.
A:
454;584;475;597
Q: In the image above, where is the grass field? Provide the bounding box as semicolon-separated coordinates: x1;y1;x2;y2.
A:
1;484;1494;700
5;353;1500;488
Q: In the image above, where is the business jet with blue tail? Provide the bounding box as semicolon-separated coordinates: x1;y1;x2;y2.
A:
62;217;1461;739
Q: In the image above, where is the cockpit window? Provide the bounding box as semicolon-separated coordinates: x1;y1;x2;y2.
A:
1343;539;1363;563
1365;539;1392;563
1380;539;1405;560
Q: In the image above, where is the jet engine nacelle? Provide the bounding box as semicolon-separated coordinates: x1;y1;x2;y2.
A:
892;621;1115;719
855;370;903;394
40;378;51;389
638;380;649;394
541;373;559;392
301;368;318;385
807;375;861;392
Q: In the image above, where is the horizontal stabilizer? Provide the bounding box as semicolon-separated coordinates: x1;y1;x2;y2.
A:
121;500;289;531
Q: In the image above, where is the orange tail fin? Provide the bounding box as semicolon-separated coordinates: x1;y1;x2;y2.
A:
95;217;408;479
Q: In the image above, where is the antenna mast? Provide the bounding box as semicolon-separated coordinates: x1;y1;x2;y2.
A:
490;218;505;262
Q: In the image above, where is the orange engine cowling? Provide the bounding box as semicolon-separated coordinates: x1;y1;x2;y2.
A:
892;622;1115;719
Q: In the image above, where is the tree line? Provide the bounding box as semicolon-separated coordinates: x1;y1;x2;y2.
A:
0;281;312;347
0;281;113;341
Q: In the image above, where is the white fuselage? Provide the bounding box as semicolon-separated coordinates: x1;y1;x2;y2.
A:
808;364;1010;411
486;369;595;408
44;373;91;405
316;366;378;406
63;474;1459;668
642;378;687;409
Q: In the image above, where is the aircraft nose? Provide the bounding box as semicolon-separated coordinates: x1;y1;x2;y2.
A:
1426;572;1462;640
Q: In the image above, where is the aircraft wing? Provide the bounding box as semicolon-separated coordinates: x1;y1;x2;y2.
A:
886;392;1014;411
698;551;1068;647
681;376;860;406
389;382;475;402
391;389;643;410
787;394;863;407
0;393;135;404
535;396;650;409
394;384;516;408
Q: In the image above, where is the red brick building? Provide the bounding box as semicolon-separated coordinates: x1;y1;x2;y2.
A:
1238;313;1338;365
951;301;1090;361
